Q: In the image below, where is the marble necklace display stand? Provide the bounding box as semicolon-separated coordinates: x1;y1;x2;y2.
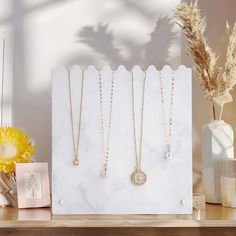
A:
52;65;192;214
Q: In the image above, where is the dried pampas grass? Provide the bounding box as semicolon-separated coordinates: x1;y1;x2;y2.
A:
215;23;236;105
174;1;236;119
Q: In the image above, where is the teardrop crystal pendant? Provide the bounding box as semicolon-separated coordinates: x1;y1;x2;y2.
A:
165;151;173;159
73;159;79;166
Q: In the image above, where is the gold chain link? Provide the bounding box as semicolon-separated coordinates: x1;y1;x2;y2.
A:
68;69;84;165
99;71;114;173
131;71;147;168
159;70;175;153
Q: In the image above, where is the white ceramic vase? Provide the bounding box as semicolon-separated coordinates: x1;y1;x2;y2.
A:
202;120;234;204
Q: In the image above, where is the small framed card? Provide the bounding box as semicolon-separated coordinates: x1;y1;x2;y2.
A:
15;163;50;208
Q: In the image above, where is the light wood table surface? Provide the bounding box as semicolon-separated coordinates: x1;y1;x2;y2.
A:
0;204;236;228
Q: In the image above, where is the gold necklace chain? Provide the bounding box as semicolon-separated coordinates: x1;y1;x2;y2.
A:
130;71;147;186
99;71;114;177
159;70;175;159
68;69;84;166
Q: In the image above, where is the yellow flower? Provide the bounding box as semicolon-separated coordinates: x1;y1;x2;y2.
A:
0;127;35;173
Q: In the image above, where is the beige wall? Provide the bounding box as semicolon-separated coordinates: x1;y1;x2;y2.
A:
0;0;236;191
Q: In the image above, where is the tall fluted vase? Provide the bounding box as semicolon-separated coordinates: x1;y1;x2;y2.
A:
202;120;234;203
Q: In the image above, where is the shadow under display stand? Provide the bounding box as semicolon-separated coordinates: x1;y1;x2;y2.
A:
51;65;192;214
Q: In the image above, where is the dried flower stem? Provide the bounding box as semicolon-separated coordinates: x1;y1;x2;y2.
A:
175;2;236;120
211;101;216;120
219;105;224;120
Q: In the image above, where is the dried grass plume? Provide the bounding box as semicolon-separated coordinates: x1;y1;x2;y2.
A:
174;1;236;119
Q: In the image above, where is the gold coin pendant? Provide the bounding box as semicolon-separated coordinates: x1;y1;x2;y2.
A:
131;168;147;186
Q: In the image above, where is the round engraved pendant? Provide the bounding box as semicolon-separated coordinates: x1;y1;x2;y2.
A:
165;151;173;159
131;168;147;186
73;159;80;166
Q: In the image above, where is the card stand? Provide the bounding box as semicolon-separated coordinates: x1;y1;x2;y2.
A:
52;65;192;214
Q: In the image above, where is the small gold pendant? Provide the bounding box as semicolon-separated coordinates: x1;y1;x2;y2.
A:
73;159;79;166
131;167;147;186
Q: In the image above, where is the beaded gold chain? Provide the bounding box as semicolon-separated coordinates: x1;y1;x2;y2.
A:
159;70;175;159
99;71;115;177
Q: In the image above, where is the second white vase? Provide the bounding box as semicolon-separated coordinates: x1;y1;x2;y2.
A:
202;120;234;204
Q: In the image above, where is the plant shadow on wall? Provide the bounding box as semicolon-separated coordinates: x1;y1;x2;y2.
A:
64;16;177;70
5;0;75;169
0;0;177;181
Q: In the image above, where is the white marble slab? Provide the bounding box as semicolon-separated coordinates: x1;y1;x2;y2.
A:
52;65;192;214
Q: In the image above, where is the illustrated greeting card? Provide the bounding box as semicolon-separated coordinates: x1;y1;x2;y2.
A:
15;163;50;208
